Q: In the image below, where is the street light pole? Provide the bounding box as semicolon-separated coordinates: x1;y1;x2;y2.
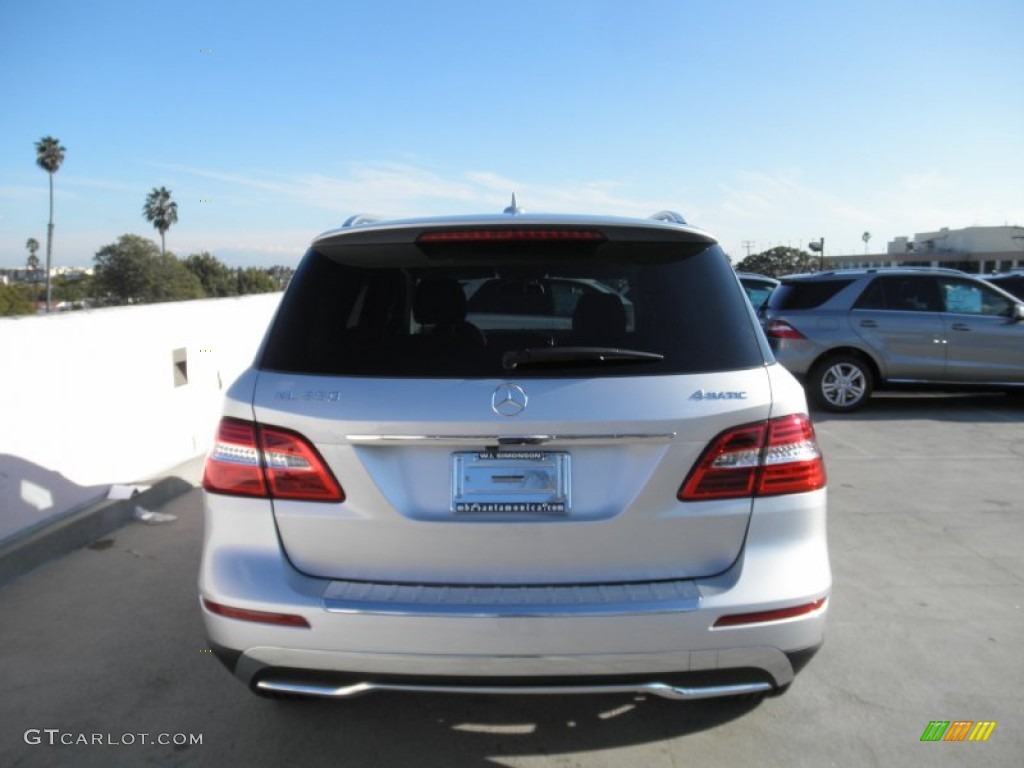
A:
808;237;825;271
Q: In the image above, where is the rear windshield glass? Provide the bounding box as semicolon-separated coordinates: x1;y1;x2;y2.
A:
259;240;765;378
989;276;1024;301
768;279;855;310
740;279;777;309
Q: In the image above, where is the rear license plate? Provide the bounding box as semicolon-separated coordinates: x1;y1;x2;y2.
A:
452;451;570;514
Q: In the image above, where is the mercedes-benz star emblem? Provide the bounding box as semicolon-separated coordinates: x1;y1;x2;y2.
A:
491;383;528;417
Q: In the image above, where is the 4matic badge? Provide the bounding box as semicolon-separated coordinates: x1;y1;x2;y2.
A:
689;389;748;401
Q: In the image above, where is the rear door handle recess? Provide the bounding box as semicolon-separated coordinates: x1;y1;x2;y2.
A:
859;320;877;328
951;323;971;332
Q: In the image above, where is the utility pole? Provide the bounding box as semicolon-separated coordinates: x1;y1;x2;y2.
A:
742;241;755;258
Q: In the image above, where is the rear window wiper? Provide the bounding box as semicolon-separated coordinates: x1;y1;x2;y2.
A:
502;347;665;370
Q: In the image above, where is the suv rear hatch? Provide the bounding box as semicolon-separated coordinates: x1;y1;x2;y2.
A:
243;218;779;584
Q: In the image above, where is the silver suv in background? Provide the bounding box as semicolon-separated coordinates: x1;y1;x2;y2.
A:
985;270;1024;301
737;272;779;312
764;268;1024;412
199;209;829;702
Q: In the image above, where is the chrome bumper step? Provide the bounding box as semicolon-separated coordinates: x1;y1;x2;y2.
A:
321;578;702;617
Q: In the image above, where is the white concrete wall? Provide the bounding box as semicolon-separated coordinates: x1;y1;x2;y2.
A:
0;294;282;487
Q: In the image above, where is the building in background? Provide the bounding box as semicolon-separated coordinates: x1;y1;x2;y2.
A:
0;266;93;283
828;225;1024;273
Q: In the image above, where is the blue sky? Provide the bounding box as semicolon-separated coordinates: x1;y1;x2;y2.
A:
1;0;1022;268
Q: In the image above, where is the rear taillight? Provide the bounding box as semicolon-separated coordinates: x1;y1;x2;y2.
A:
764;320;806;340
202;418;344;502
203;419;266;497
679;414;826;501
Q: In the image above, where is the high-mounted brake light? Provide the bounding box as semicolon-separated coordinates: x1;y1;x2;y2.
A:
764;320;806;340
417;229;606;244
679;414;826;501
202;418;344;502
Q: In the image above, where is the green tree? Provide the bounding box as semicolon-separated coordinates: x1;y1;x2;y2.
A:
94;235;156;303
51;274;94;304
237;267;279;295
25;238;41;275
266;265;295;290
184;252;237;297
0;284;34;316
143;186;178;255
35;136;66;312
735;246;820;278
151;253;204;302
93;234;203;304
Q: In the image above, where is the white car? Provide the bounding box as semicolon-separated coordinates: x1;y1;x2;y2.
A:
199;209;830;701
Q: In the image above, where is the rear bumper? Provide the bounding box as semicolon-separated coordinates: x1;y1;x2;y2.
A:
217;643;822;700
199;489;830;697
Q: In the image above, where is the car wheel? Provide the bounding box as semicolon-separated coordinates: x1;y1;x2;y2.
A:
808;355;873;412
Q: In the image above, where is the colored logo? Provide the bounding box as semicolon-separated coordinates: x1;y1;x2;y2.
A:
920;721;996;742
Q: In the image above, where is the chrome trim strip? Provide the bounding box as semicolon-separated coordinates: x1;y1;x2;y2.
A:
322;578;701;617
342;433;676;445
256;679;773;701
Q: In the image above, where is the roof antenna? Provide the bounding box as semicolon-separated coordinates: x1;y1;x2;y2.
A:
503;193;523;215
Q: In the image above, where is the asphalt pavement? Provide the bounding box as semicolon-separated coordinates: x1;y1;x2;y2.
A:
1;392;1022;768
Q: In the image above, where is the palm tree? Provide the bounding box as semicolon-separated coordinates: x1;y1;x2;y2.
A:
143;187;179;255
35;136;66;312
862;231;871;256
25;238;41;276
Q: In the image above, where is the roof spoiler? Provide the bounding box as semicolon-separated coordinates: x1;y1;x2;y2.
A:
341;210;689;228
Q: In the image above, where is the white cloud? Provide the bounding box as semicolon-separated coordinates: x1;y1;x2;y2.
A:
715;170;878;227
161;161;671;220
705;170;887;257
171;228;313;263
124;161;1024;265
160;162;478;217
463;171;518;192
0;186;48;208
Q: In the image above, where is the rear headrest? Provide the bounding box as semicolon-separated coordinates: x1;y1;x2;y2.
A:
413;278;467;325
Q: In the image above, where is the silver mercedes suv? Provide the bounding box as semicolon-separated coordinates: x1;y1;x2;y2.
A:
763;268;1024;412
199;209;830;702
